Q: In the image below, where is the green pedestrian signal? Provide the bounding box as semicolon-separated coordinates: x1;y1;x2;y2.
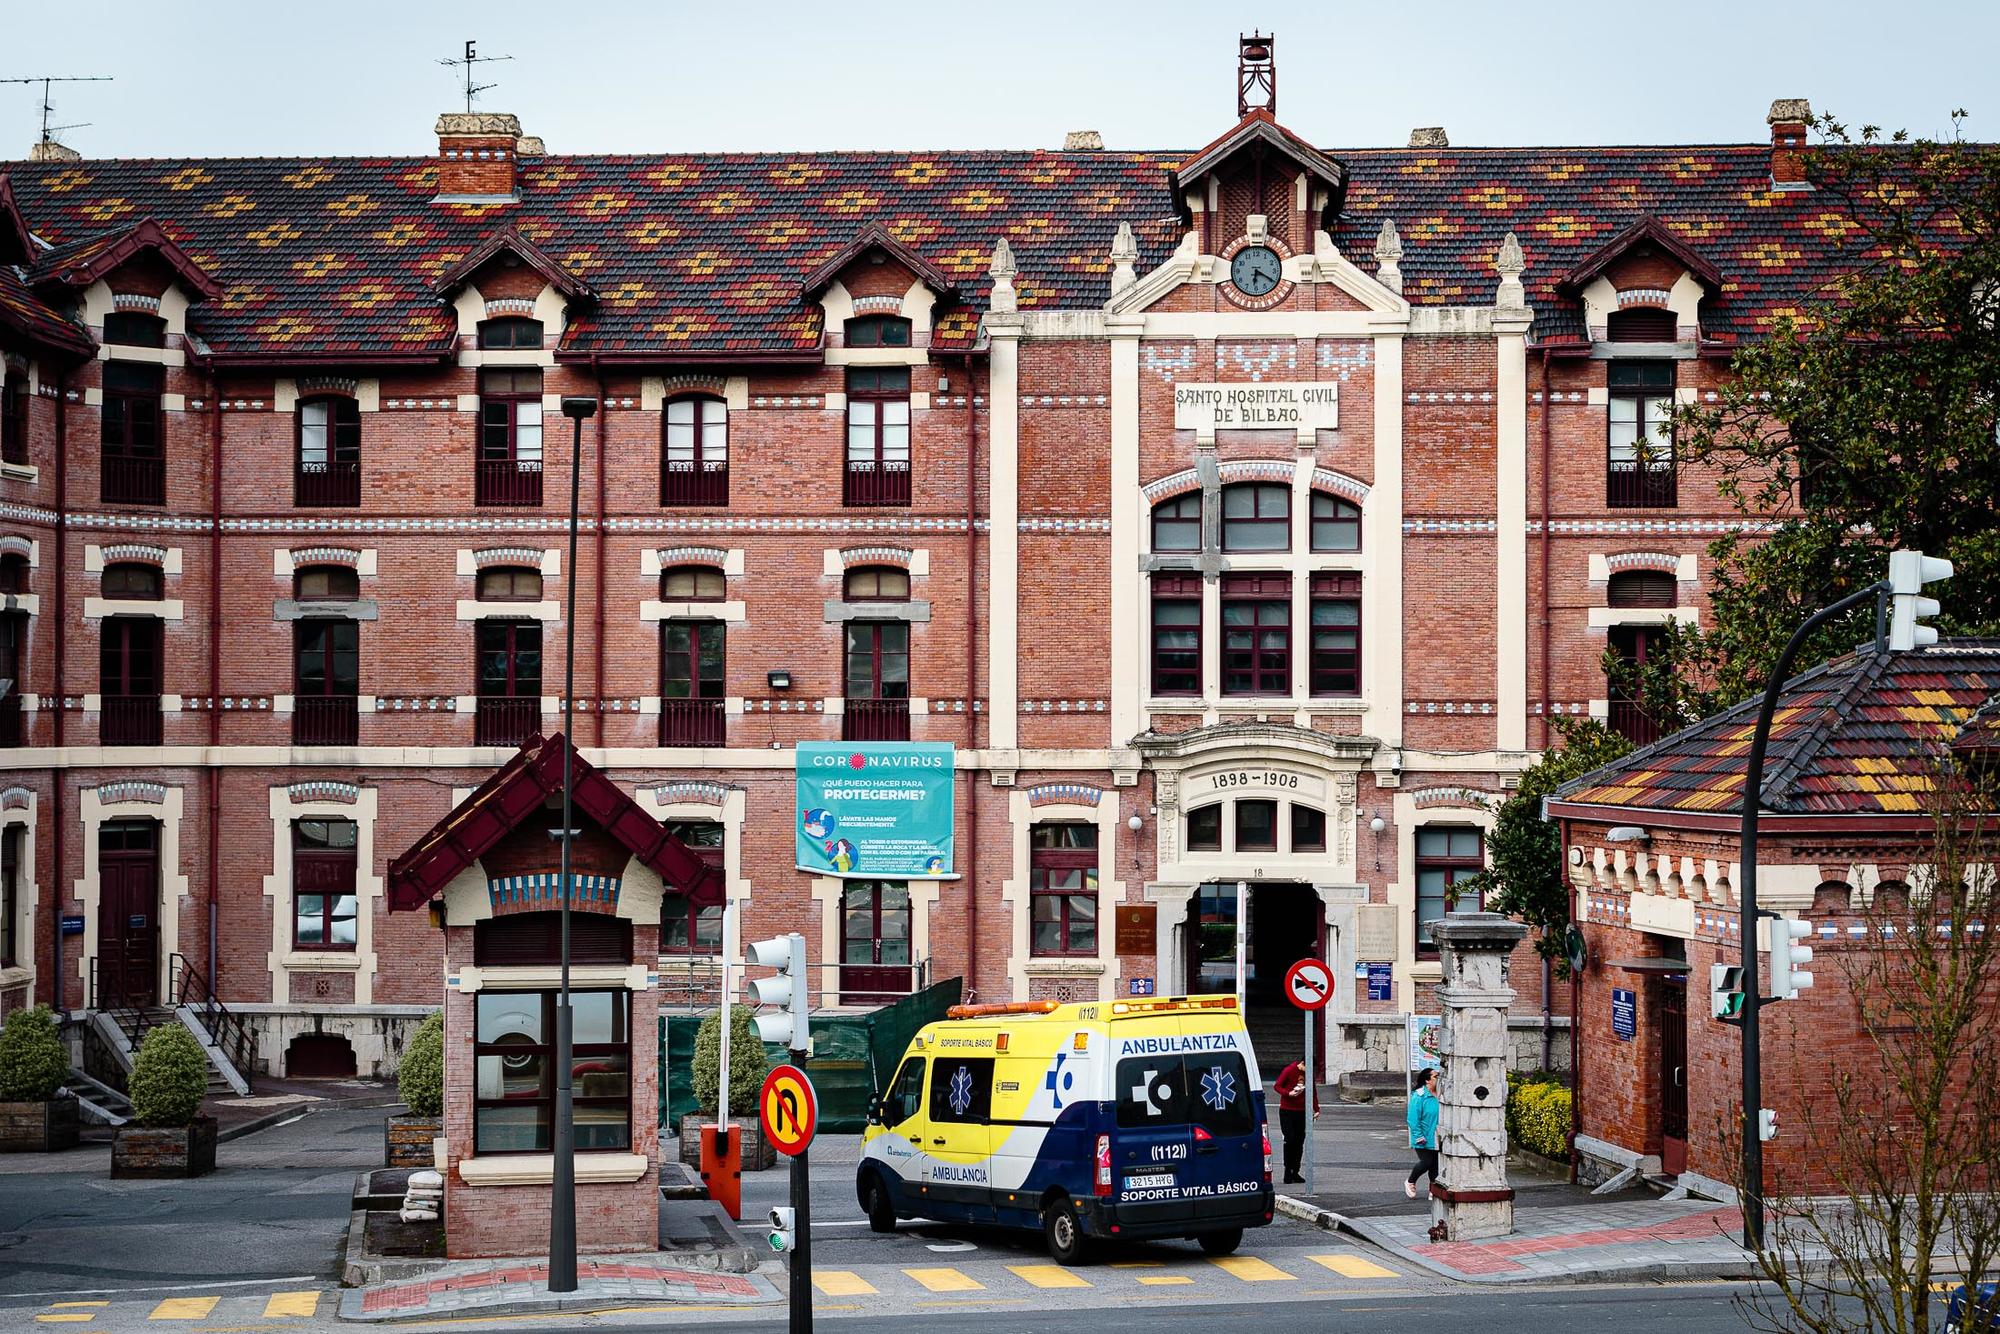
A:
1710;963;1745;1022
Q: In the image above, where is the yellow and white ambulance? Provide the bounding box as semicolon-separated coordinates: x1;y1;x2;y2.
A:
857;994;1274;1264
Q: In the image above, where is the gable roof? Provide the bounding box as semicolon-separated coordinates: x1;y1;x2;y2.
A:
385;731;722;912
0;136;1913;361
25;218;221;300
1170;110;1351;222
798;223;962;302
0;176;33;265
431;225;598;303
1557;214;1725;294
1551;640;2000;821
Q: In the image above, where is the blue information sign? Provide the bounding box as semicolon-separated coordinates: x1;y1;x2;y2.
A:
1128;977;1155;996
1366;962;1393;1002
1612;988;1637;1041
59;915;85;936
795;741;957;880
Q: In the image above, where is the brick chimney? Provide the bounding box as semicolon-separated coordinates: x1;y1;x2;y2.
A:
1063;130;1105;152
434;112;523;202
1767;98;1811;189
28;140;82;163
1408;127;1449;149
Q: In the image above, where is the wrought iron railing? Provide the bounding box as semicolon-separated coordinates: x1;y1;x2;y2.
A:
475;696;540;747
1608;698;1663;746
475;458;544;507
100;694;162;745
102;454;165;506
843;698;910;741
843;460;910;507
1607;464;1677;509
661;462;728;507
293;694;359;746
170;953;255;1083
295;460;361;507
659;697;726;747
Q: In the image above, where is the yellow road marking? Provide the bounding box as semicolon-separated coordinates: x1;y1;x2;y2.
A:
148;1296;221;1320
812;1271;879;1296
1209;1255;1296;1282
262;1290;321;1317
1136;1275;1195;1286
1007;1264;1092;1289
35;1318;98;1325
50;1304;110;1310
1310;1253;1399;1279
905;1267;986;1292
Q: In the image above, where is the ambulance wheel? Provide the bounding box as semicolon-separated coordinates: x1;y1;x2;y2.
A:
1043;1195;1093;1266
1197;1228;1243;1257
861;1174;898;1234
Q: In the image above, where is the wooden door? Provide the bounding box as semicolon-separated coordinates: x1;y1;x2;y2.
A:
839;881;912;1003
1659;981;1688;1176
97;821;160;1008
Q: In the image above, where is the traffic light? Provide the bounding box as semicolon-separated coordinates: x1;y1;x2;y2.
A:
749;932;811;1053
1710;963;1745;1022
1770;918;1815;1001
1758;1109;1778;1142
1887;549;1953;652
767;1205;796;1253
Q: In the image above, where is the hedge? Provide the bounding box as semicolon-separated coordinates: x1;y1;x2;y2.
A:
692;1006;770;1118
0;1005;70;1102
129;1024;209;1127
398;1012;444;1118
1506;1074;1572;1161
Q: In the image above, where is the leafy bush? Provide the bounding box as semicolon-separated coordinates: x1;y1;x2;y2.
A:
692;1006;770;1118
1506;1074;1573;1161
398;1012;444;1118
128;1024;208;1128
0;1005;70;1102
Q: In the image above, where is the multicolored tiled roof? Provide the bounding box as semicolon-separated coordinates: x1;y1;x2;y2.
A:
0;127;1897;361
1556;641;2000;816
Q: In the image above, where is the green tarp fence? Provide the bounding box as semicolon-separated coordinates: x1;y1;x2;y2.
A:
660;976;963;1134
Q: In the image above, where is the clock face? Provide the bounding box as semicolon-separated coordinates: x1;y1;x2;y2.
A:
1229;245;1283;296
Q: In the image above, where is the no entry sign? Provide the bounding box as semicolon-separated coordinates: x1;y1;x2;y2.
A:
1284;957;1334;1011
760;1064;818;1156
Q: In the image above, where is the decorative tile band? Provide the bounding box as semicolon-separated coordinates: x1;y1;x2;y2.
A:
1408;785;1497;810
649;781;732;807
0;786;33;810
99;542;170;566
1142;469;1201;503
1531;702;1593;715
926;698;984;713
1026;783;1105;807
1403;519;1498;534
1018;517;1110;532
382;398;457;411
488;872;621;909
97;780;167;806
750;395;825;409
374;696;460;712
181;697;273;710
482;298;536;317
471;546;546;569
287;780;360;805
299;375;358;397
1310;468;1371;502
290;545;362;568
0;534;33;558
1405;391;1495;404
111;293;162;312
1216;459;1297;484
1617;288;1673;308
839;545;912;569
1604;550;1683;574
1405;701;1496;714
1020;699;1108;713
1019;394;1110;407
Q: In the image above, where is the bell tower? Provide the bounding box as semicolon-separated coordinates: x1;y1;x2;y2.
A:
1237;32;1276;118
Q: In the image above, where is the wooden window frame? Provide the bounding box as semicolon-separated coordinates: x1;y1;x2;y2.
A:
844;366;911;507
1309;493;1361;552
662;395;728;506
840;881;913;969
1309;571;1362;697
1607;360;1677;508
100;362;164;504
843;566;910;602
1415;827;1485;957
1220;573;1289;696
0;554;24;595
477;368;545;506
1219;483;1290;553
660;820;723;956
295;565;360;602
1151;573;1202;696
844;315;912;348
0;826;17;968
476;619;542;698
843;620;909;702
291;818;358;951
1151;493;1202;552
1607;570;1678;609
294;618;359;697
660;566;725;602
101;311;165;348
295;395;362;507
476;317;545;351
1235;798;1278;852
1186;805;1223;851
0;371;26;465
477;567;544;603
661;619;725;700
1291;804;1327;853
1029;823;1100;958
102;562;163;601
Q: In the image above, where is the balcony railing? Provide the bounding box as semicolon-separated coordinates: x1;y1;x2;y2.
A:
1608;698;1663;747
295;460;361;508
475;695;540;747
476;459;544;507
1607;464;1677;509
843;461;910;508
661;462;728;507
102;454;165;506
0;694;20;747
660;696;726;747
101;693;162;745
843;697;910;742
293;694;359;746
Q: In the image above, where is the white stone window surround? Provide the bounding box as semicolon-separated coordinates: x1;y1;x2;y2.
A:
0;535;42;617
809;873;940;1012
640;376;750;413
449;283;568;362
999;793;1130;1004
0;790;39;999
641;548;745;578
273;377;382;415
818;277;939;374
1391;793;1496;988
83;543;186;620
822;547;930;577
635;785;750;977
262;785;383;1003
274;547;379;578
455;546;562;622
75;786;190;1005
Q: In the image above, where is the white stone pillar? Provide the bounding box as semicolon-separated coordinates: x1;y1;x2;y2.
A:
1429;910;1530;1240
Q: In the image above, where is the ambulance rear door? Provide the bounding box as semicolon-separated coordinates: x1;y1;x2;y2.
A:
1110;1048;1197;1229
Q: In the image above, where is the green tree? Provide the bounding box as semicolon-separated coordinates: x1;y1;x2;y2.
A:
1465;718;1632;974
1617;112;2000;725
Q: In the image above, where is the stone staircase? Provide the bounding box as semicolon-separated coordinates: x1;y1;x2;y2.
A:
84;1000;251;1104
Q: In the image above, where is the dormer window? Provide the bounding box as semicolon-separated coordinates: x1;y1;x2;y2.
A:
1608;308;1677;343
102;311;165;349
844;315;911;349
478;317;544;351
296;396;362;507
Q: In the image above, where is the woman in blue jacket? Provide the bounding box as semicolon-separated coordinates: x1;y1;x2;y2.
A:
1404;1066;1440;1199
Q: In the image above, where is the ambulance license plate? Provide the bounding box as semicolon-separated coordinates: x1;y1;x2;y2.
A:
1126;1172;1176;1189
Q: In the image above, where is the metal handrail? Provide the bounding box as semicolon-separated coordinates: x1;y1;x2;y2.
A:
168;953;255;1080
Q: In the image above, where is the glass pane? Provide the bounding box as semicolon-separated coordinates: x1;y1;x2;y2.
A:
844;913;875;963
667;400;694;426
694;904;722;948
571;992;626;1045
574;1105;629;1151
573;1052;628;1100
1415;829;1451;857
1222;487;1254;517
477;1051;546;1101
477;992;545;1044
1188;806;1222;849
1031;918;1063;954
1031;896;1062;924
666;420;693;463
1449;830;1483;858
1236;800;1277;850
1312;601;1360;627
329;895;358;946
295;896;324;945
663;907;689;950
300;404;328;465
475;1103;549;1154
1292;805;1326;851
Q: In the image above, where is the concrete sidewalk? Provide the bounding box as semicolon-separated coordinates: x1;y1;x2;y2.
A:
1277;1097;1765;1285
335;1257;781;1322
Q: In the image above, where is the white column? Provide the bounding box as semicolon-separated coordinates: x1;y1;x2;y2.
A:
1109;330;1142;743
1495;319;1531;752
1368;333;1405;748
987;322;1022;750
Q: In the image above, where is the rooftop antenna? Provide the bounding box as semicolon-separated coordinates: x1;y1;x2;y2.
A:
436;40;511;114
0;75;113;145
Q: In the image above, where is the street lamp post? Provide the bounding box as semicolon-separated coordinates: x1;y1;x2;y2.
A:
549;394;599;1294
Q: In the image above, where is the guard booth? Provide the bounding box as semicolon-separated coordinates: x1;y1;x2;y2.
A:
387;733;721;1259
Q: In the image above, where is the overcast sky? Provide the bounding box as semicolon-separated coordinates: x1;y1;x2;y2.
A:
4;0;1993;160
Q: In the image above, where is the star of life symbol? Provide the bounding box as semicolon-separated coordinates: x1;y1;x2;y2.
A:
1044;1051;1072;1109
948;1065;975;1116
1200;1065;1237;1112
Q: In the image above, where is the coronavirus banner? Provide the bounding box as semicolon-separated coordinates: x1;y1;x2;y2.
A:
794;741;956;879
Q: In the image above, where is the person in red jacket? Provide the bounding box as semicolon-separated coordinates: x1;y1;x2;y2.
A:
1272;1059;1320;1184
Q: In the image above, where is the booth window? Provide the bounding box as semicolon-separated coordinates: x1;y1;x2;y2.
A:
474;989;630;1154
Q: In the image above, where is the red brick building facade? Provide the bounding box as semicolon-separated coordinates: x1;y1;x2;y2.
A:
0;46;1864;1080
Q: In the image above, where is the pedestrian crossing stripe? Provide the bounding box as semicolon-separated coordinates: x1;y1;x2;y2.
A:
1310;1253;1398;1279
147;1296;220;1319
1208;1255;1296;1282
905;1267;986;1292
1136;1275;1195;1285
1007;1264;1091;1289
262;1290;321;1317
34;1318;97;1325
813;1272;879;1296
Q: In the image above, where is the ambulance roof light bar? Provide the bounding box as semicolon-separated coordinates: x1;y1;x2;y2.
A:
945;1000;1059;1020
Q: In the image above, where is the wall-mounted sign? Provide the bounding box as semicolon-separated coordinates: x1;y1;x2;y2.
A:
1193;767;1327;800
795;742;956;880
1366;962;1393;1002
1114;904;1156;955
1173;382;1340;433
1408;1015;1441;1072
1128;977;1156;997
59;915;85;936
1353;904;1398;963
1612;988;1637;1041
